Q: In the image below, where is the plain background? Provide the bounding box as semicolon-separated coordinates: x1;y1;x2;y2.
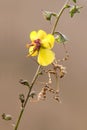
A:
0;0;87;130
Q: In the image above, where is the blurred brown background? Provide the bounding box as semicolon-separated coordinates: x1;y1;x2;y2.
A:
0;0;87;130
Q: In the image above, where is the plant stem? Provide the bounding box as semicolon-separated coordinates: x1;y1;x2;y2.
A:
51;0;70;34
14;65;41;130
14;1;70;130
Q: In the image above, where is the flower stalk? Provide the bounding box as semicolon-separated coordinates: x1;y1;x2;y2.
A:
14;0;74;130
51;0;70;34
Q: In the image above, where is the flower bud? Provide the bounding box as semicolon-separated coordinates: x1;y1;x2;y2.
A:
19;79;30;87
43;11;53;21
30;91;36;98
19;94;25;104
2;113;12;121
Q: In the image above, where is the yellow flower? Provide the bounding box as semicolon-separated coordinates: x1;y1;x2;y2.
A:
27;30;55;66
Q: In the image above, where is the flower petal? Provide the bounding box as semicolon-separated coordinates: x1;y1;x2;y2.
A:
41;34;55;49
38;48;55;66
30;31;37;41
37;30;47;40
29;46;38;56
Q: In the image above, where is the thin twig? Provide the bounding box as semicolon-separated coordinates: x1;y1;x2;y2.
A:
51;0;70;34
14;65;41;130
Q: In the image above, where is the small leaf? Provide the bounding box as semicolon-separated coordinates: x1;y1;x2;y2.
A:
72;0;76;3
2;113;12;121
69;5;82;18
55;32;68;43
19;79;30;87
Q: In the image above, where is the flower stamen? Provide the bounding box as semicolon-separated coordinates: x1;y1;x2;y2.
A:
34;39;41;51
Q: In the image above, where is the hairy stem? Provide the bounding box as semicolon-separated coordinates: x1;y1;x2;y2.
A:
14;65;41;130
14;1;70;130
51;0;70;34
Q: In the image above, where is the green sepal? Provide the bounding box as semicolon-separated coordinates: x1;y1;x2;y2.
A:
19;79;30;87
55;32;68;44
19;94;25;104
29;91;36;98
43;11;57;21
